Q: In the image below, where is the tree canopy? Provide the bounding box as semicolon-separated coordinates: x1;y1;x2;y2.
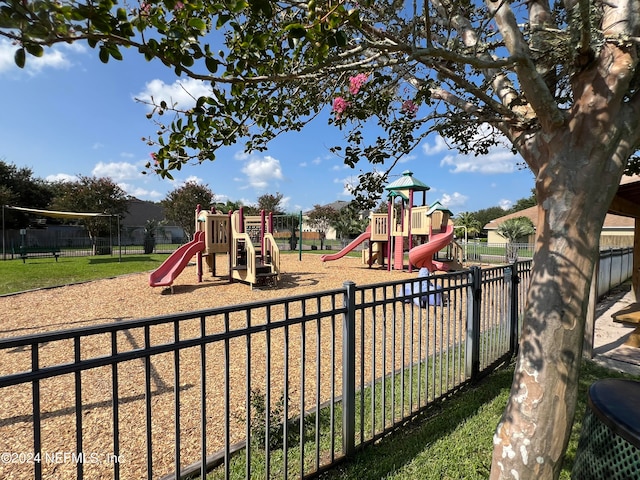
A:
0;159;54;229
256;192;286;215
4;1;640;478
161;180;214;239
50;175;129;240
306;204;338;248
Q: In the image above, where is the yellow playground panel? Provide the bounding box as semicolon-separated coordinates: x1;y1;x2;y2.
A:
197;209;280;288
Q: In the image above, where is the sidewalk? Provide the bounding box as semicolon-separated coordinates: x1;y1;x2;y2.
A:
592;284;640;376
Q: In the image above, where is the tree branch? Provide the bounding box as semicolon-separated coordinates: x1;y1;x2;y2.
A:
487;0;565;130
577;0;592;56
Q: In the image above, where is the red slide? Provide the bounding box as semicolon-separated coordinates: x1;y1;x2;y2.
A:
321;226;371;262
149;231;205;287
408;224;455;272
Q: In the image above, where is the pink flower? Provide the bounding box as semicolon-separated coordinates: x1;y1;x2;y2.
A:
174;1;184;10
348;73;368;95
140;2;151;14
150;152;159;165
401;99;418;116
332;96;350;118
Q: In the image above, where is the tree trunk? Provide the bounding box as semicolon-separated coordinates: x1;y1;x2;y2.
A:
490;132;626;478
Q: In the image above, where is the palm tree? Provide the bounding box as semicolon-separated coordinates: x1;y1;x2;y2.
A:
331;205;368;246
454;212;482;239
143;218;168;254
496;217;535;262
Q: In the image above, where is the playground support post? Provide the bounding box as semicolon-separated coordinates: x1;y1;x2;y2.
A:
196;205;203;283
456;225;468;261
1;205;5;261
299;210;302;261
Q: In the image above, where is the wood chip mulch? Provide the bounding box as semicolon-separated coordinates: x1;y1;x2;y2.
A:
1;254;439;480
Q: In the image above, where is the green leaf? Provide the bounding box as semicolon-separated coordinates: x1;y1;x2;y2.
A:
116;8;127;21
182;55;194;67
188;18;207;31
205;56;219;73
25;43;44;58
14;48;25;68
216;14;230;28
108;44;123;61
230;0;248;14
284;24;307;39
99;46;109;63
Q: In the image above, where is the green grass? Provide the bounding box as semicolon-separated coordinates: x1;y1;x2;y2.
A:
0;254;170;295
203;359;638;480
320;360;638;480
0;249;358;295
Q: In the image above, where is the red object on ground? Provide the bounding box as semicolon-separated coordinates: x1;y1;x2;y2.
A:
149;231;206;287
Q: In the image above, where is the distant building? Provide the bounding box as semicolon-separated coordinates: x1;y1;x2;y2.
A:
120;199;184;244
302;200;368;240
484;206;634;247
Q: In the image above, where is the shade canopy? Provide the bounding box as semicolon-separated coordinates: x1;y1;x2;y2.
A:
4;206;111;219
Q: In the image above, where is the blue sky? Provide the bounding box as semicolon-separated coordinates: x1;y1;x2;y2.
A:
0;38;535;215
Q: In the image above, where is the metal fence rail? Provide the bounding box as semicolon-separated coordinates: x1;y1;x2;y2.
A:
1;261;530;480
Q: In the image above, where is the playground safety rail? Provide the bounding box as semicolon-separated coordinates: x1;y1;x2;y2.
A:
0;261;535;480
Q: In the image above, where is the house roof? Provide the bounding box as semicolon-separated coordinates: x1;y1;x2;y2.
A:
484;206;634;230
609;174;640;218
303;200;350;215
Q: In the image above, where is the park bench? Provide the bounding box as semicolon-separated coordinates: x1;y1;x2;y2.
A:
13;246;61;263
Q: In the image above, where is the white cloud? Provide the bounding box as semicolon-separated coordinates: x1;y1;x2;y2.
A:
92;161;143;181
398;153;417;164
135;78;212;110
335;175;358;197
172;175;205;186
439;192;468;209
118;183;163;200
0;39;76;75
422;135;449;155
45;173;78;183
498;199;513;210
440;147;519;174
240;155;283;190
279;196;292;211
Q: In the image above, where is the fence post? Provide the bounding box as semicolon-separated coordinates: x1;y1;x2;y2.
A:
342;281;356;457
507;264;520;356
465;266;482;380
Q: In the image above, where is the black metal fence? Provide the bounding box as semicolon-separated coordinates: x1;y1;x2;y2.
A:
0;262;531;480
2;227;183;259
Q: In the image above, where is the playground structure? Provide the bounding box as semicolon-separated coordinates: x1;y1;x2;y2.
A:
149;207;280;290
322;170;463;273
